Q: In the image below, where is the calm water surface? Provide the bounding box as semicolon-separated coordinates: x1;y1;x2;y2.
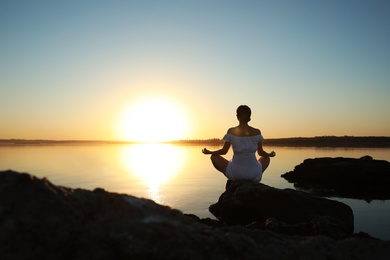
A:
1;144;390;240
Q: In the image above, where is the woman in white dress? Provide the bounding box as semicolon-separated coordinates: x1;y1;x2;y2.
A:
202;105;276;182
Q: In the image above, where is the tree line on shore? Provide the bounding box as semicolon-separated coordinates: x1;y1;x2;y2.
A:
1;136;390;147
173;136;390;147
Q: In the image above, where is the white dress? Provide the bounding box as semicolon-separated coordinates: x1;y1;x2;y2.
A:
223;133;265;182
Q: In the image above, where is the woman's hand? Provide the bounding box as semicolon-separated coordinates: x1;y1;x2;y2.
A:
203;142;230;155
202;148;211;154
269;151;276;157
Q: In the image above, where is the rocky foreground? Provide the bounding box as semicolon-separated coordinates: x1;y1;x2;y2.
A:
1;170;390;259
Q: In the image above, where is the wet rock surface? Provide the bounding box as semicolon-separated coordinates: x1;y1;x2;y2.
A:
281;156;390;200
1;170;390;259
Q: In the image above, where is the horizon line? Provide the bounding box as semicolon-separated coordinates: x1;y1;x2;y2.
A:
1;135;390;143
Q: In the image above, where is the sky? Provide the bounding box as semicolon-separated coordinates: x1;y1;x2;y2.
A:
1;0;389;141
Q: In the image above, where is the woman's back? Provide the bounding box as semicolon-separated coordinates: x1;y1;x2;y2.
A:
202;105;275;181
223;133;264;181
223;133;262;154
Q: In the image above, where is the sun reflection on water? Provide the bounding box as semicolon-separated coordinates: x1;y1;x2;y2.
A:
120;143;187;204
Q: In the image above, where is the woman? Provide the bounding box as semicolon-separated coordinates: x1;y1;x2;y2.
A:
202;105;276;182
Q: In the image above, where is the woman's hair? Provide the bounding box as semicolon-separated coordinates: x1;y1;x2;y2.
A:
236;105;251;122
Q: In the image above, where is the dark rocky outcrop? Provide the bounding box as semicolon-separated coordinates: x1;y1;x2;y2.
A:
281;156;390;200
1;170;390;259
209;180;354;238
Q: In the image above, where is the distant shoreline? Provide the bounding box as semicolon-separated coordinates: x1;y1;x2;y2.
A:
174;136;390;147
264;136;390;148
1;136;390;148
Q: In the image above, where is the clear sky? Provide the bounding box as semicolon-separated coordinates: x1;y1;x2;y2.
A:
1;0;389;141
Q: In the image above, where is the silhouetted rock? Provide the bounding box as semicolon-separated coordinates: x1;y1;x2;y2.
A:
281;156;390;200
244;215;352;240
263;217;312;236
209;180;354;236
1;170;390;259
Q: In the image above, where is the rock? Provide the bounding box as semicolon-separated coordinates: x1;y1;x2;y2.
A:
281;156;390;200
264;217;312;236
1;170;390;259
245;216;351;240
209;180;354;234
311;215;351;240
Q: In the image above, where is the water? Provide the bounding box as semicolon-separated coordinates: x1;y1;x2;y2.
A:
1;144;390;240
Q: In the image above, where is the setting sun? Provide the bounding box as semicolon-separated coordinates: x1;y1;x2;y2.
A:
117;96;190;142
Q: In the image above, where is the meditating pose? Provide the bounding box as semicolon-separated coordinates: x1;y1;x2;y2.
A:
202;105;276;182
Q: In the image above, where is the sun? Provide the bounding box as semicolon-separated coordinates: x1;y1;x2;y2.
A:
117;96;189;142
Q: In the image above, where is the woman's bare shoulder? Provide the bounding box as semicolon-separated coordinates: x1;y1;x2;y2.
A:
227;127;238;135
251;127;261;135
227;126;260;136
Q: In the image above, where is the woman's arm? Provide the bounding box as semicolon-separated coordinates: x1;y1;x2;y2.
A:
202;142;231;155
257;142;276;157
